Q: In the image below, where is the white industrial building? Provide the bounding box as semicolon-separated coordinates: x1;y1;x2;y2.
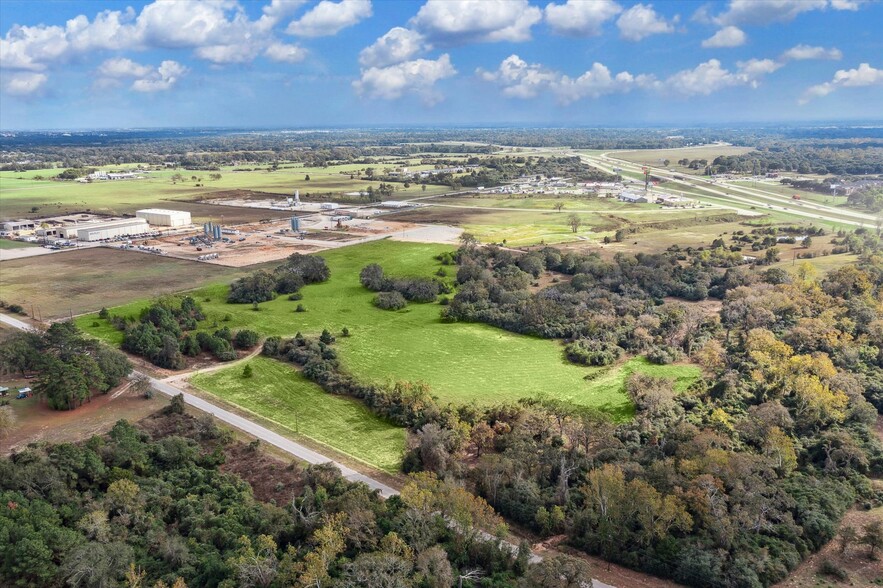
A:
319;202;340;210
136;208;192;227
1;219;36;233
61;218;150;241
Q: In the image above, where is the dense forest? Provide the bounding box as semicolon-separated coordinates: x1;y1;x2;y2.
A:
2;407;593;587
262;229;883;587
708;146;883;176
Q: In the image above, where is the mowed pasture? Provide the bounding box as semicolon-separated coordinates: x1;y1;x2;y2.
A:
192;356;406;473
610;145;755;171
392;201;735;246
79;240;699;417
1;247;258;319
388;206;616;246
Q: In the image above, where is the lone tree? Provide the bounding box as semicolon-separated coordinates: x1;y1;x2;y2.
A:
459;232;479;250
554;202;565;212
567;213;582;233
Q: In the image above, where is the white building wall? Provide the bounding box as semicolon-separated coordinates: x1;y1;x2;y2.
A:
136;209;192;227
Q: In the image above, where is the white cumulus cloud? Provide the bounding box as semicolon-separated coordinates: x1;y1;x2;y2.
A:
410;0;542;44
715;0;857;26
264;42;308;63
132;60;188;92
97;57;154;78
616;3;677;42
544;0;622;37
701;26;746;48
353;53;456;104
782;44;842;61
285;0;372;37
3;71;48;95
801;62;883;103
0;0;356;76
663;58;781;95
359;27;428;68
478;54;656;104
95;58;188;92
477;55;560;98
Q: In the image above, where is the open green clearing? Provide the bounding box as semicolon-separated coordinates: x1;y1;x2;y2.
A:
0;239;38;249
610;146;755;170
192;356;406;473
79;240;700;417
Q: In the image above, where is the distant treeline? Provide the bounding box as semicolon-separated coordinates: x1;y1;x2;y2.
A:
709;146;883;175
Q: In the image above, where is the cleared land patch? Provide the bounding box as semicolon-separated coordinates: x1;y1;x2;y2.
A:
191;356;406;473
78;240;700;418
1;247;259;319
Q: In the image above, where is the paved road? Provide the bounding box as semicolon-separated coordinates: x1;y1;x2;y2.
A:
0;313;34;331
581;151;875;228
146;374;399;498
0;311;398;498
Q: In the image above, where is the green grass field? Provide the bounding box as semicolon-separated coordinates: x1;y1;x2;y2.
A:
191;356;406;472
0;239;38;249
79;240;700;418
611;146;754;170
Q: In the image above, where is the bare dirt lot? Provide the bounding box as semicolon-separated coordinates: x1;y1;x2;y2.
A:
1;390;167;454
0;247;255;318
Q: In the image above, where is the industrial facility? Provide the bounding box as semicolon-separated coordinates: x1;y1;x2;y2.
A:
60;218;151;241
135;208;192;227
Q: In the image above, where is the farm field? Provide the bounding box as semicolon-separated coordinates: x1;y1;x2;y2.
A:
388;206;616;245
1;247;261;319
431;194;662;212
79;240;700;416
191;356;406;473
0;162;453;218
609;145;755;170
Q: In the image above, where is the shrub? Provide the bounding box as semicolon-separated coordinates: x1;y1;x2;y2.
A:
98;307;109;319
375;291;407;310
242;363;253;378
233;329;260;349
228;270;276;303
288;292;303;301
646;345;683;365
295;304;306;312
565;339;623;366
360;263;386;291
817;559;848;581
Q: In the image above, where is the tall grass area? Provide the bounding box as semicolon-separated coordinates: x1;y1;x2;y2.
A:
192;357;406;473
79;240;699;418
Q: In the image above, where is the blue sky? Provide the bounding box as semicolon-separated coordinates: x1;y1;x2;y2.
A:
1;0;881;129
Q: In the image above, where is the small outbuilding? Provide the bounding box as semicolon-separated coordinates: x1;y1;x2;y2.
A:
618;191;649;204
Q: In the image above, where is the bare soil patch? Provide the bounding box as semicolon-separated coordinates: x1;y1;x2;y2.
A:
2;389;166;454
774;507;883;588
1;247;251;319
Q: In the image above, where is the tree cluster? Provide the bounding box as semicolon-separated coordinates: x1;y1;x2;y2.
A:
229;254;329;304
0;412;576;588
359;263;448;305
0;322;130;410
